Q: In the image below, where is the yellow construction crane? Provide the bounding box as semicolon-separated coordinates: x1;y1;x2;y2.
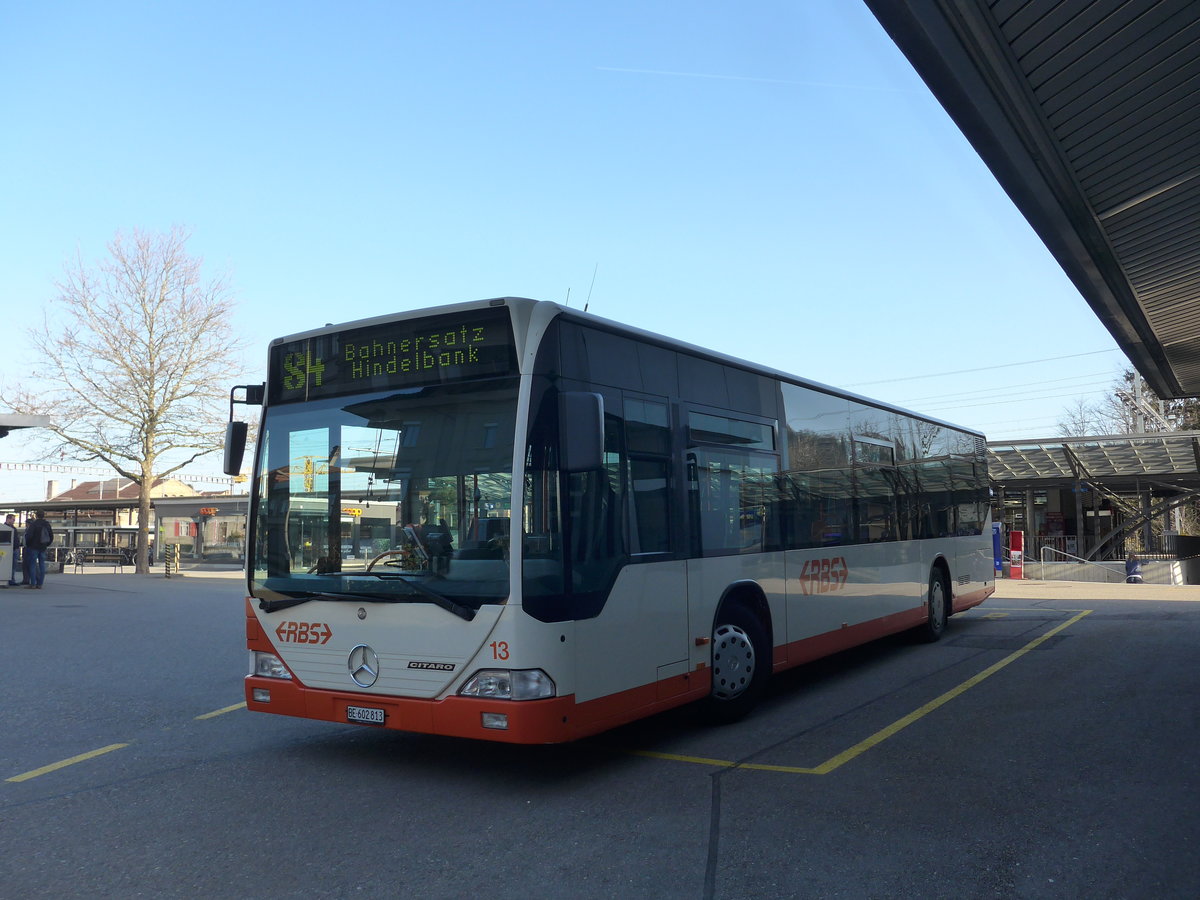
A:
294;456;331;492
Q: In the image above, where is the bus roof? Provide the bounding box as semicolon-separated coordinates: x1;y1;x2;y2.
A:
269;297;985;439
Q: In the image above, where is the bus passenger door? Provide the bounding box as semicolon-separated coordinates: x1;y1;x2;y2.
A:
571;393;691;704
624;397;691;698
683;413;782;678
622;396;690;698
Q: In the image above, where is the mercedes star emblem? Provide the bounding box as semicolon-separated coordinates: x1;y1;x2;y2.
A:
347;644;380;688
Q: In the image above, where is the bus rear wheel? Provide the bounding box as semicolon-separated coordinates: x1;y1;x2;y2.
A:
705;604;769;723
914;567;950;643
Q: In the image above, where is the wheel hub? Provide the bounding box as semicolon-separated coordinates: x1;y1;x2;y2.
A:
712;623;756;700
928;578;947;635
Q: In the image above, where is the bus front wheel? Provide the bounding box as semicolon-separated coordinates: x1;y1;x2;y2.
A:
705;604;769;723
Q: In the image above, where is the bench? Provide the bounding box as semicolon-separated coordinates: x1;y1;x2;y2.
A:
73;550;127;573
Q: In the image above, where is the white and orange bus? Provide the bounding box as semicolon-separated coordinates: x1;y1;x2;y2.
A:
225;298;994;743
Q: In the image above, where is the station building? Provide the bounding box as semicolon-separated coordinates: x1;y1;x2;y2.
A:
3;476;248;565
988;432;1200;565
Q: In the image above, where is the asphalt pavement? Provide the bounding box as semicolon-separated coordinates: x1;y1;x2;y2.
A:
10;566;1196;598
2;569;1198;898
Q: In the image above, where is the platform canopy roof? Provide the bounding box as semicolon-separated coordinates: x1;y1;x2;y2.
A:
866;0;1200;399
0;414;51;439
988;431;1200;491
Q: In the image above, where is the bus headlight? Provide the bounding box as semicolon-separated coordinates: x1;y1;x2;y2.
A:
459;669;555;700
251;651;292;679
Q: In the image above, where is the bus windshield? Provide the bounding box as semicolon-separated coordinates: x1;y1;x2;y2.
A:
251;378;520;610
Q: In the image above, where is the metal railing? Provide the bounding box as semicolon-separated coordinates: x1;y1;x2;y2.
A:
1037;547;1126;583
1036;546;1190;585
1020;533;1189;563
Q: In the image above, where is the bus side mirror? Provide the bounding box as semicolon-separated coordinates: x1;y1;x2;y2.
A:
224;421;248;476
559;392;604;472
223;383;263;477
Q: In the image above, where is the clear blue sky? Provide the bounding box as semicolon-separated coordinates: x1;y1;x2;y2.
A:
0;0;1125;501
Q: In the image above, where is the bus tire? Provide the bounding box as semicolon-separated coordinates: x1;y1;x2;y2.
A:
704;603;769;723
914;566;950;643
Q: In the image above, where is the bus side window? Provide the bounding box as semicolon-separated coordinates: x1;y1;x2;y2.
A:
689;446;779;555
624;396;672;557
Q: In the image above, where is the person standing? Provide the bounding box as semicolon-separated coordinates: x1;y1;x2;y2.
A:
24;512;54;589
1125;552;1143;584
4;513;20;585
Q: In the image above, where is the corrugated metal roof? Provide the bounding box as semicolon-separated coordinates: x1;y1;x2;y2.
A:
866;0;1200;398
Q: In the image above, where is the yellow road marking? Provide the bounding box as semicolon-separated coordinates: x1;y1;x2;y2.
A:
6;743;130;783
195;701;247;720
6;699;246;784
632;609;1093;776
634;750;740;769
736;761;823;774
984;607;1088;612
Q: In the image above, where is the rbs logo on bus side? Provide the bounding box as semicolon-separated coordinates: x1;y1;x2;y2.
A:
797;557;848;595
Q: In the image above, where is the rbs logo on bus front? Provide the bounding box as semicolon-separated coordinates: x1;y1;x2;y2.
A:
796;557;848;595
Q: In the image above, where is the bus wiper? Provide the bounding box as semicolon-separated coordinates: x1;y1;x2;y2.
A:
258;583;476;621
259;595;313;614
259;590;390;614
372;576;477;621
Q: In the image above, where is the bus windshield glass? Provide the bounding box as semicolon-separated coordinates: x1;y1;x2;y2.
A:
250;378;519;609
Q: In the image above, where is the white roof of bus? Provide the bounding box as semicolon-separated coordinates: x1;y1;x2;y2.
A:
270;297;985;439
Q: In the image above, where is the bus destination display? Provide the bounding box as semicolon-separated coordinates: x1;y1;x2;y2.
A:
269;308;517;402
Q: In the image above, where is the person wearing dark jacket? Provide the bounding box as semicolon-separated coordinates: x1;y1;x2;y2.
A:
4;513;20;585
23;512;54;589
1125;553;1143;584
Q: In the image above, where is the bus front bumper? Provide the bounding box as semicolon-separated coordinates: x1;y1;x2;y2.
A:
245;676;579;744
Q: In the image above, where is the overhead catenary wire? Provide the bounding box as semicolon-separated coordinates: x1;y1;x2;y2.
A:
845;348;1122;388
905;385;1115;413
895;370;1116;406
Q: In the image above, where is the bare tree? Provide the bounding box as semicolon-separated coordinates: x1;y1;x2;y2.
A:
1056;397;1103;437
1063;370;1200;436
1057;372;1200;540
1;227;244;573
1099;370;1200;433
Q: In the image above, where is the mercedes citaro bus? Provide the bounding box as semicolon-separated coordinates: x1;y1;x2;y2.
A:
224;297;993;743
